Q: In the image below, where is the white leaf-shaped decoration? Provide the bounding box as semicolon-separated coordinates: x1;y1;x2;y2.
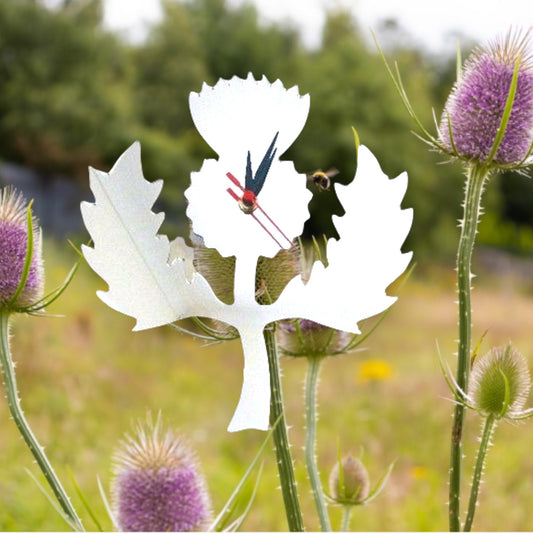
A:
190;73;309;159
81;75;413;434
186;75;312;259
267;145;413;332
81;142;224;331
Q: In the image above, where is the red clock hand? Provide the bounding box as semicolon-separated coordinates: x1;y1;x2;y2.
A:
226;172;294;249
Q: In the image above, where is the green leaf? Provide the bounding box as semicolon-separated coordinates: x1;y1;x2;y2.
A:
25;254;81;313
69;470;104;532
97;476;118;531
224;462;264;532
362;461;395;505
210;415;281;531
25;468;79;531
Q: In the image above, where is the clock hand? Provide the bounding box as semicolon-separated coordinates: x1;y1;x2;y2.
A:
226;172;294;249
226;186;285;249
224;132;296;250
246;131;279;195
245;150;253;191
254;198;294;248
228;132;280;214
227;131;281;214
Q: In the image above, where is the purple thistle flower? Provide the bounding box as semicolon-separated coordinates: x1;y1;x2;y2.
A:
111;415;212;532
0;187;43;309
439;31;533;166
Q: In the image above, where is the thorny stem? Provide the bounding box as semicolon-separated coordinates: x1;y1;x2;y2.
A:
0;309;84;531
305;355;332;531
464;415;496;532
264;327;304;531
449;165;488;531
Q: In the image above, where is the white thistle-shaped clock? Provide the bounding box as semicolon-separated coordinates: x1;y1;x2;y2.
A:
81;74;413;432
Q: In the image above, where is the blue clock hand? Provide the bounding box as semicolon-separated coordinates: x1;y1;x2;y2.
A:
245;131;279;195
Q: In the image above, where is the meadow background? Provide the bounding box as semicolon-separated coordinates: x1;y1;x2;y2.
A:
3;243;533;531
2;1;533;531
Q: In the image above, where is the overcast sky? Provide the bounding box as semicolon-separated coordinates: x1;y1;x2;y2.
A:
101;0;533;53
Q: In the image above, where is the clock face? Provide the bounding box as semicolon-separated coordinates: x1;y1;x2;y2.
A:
81;71;413;433
223;132;298;251
185;76;312;260
185;149;311;260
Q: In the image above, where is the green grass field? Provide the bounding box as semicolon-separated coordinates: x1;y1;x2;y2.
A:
2;240;533;531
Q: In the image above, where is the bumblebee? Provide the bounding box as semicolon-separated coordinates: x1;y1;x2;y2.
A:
307;168;339;191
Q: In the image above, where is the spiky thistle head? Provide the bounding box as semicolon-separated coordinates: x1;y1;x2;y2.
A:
329;455;370;505
469;344;531;420
0;187;44;311
111;414;212;532
439;30;533;169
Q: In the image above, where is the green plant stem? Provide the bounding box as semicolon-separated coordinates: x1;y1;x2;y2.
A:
0;309;84;531
449;165;488;531
264;327;304;531
341;506;352;532
464;415;496;532
305;355;331;531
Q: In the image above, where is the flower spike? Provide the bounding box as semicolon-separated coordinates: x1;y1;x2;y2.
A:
0;187;44;312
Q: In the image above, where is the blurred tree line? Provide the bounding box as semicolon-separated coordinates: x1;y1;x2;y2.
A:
1;0;532;261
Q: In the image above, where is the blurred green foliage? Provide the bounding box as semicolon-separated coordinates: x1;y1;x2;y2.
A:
1;0;532;260
0;0;133;179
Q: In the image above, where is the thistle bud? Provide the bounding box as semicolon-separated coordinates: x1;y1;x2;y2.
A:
439;31;533;167
329;455;370;505
0;187;43;310
469;344;531;419
111;416;212;532
276;241;351;356
277;319;351;357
